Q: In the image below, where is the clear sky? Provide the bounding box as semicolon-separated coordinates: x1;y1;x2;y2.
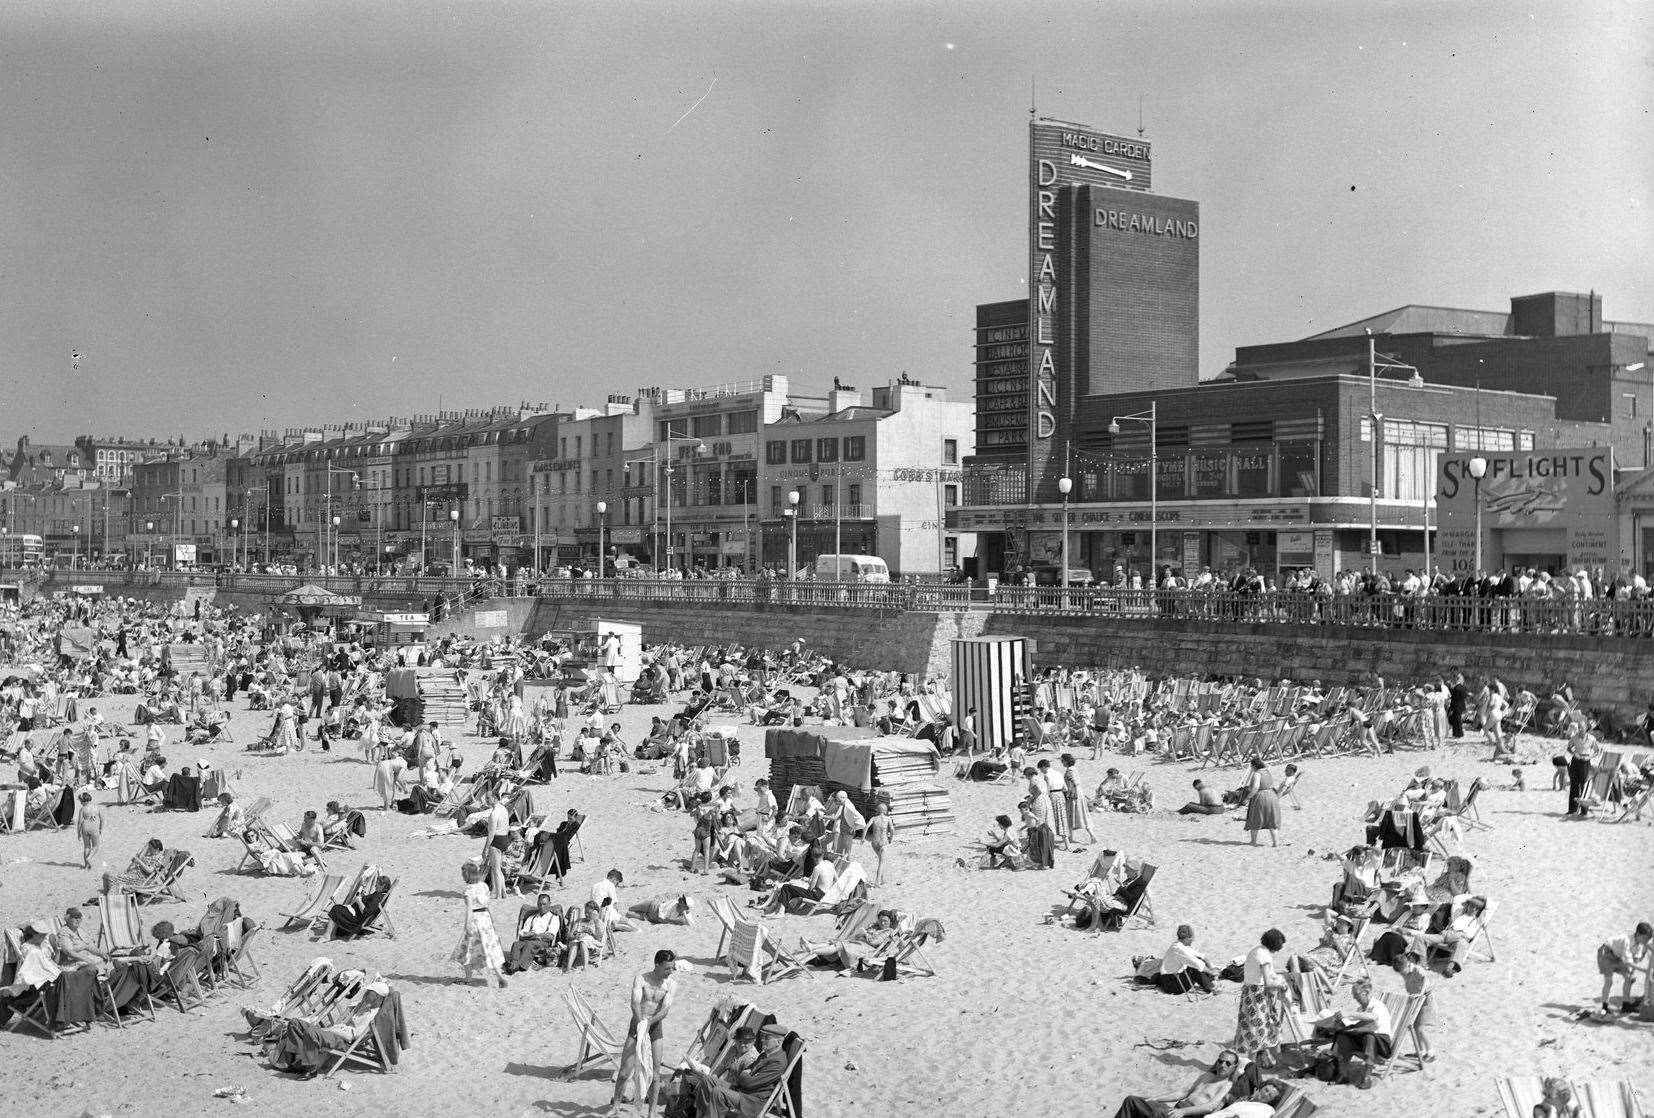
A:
2;0;1649;444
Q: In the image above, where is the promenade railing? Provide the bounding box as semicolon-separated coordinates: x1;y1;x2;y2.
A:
7;568;1652;637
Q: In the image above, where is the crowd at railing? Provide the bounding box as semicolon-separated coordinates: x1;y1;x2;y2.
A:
9;568;1654;637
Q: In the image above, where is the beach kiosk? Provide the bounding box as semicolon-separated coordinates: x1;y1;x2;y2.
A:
354;609;430;651
950;635;1030;754
593;620;642;684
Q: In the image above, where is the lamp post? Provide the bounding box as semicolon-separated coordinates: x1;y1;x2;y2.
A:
1057;475;1072;592
1108;401;1157;584
1;526;8;568
449;507;460;577
595;500;607;579
786;489;800;579
331;515;341;572
1365;330;1424;576
72;524;80;569
1467;456;1488;576
661;438;707;575
230;518;239;570
145;520;154;569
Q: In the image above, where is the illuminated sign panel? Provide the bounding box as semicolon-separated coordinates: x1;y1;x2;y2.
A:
1029;119;1151;458
1435;449;1614;574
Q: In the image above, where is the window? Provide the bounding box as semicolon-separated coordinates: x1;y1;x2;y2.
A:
606;432;614;455
844;436;866;461
574;436;582;458
790;439;812;464
1380;420;1448;501
692;414;722;438
485;462;492;483
821;486;834;507
770;486;783;514
605;469;613;492
943;484;958;507
1517;430;1534;450
659;420;688;442
817;437;839;463
726;410;758;435
1454;426;1515;452
847;483;862;506
765;441;787;465
943;438;958;464
560;438;567;460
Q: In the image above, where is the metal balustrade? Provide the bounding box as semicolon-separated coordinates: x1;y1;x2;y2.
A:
7;568;1653;637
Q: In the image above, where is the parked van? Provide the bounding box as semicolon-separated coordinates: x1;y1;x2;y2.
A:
813;554;890;583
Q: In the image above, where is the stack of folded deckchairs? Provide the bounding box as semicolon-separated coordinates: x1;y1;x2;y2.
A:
869;748;954;835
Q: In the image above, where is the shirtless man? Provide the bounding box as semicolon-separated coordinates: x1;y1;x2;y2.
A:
609;949;679;1113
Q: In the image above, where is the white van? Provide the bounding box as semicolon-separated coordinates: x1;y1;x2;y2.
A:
814;554;891;583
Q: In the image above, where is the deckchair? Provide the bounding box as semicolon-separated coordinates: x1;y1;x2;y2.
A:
1444;777;1490;831
160;946;211;1013
97;892;148;954
708;894;742;959
320;995;400;1078
433;780;476;819
243;958;335;1037
879;920;942;977
796;861;867;917
1329;917;1372;986
1093;863;1156;931
511;838;562;893
723;918;770;984
1278;769;1304;810
561;986;624;1079
2;979;54;1039
1366;991;1428;1081
1279;969;1332;1045
1272;1083;1319;1118
128;849;194;905
1572;1079;1647;1118
745;1032;806;1118
798;899;881;959
281;871;348;930
222;918;262;988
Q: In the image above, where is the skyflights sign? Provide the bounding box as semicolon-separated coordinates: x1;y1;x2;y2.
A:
1435;448;1614;575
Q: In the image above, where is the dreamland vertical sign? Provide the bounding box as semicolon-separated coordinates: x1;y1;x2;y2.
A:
1027;119;1152;498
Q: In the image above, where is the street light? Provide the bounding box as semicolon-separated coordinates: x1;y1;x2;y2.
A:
72;524;80;569
1108;401;1157;584
145;520;154;569
449;508;460;576
785;489;800;579
1467;456;1488;576
595;500;607;579
662;439;707;575
230;517;239;570
331;515;341;572
1366;329;1423;576
1057;476;1072;592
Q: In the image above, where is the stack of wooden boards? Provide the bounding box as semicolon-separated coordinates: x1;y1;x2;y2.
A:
764;727;955;835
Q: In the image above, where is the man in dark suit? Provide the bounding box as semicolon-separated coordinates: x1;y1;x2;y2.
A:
1447;671;1470;739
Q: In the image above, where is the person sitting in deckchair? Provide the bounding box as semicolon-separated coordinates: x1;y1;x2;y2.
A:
1309;978;1392;1088
805;908;901;972
1142;924;1216;994
504;893;562;973
322;802;355;848
762;848;836;915
204;792;246;839
103;837;170;895
1285;916;1355;981
1111;1048;1245;1117
681;1022;792;1118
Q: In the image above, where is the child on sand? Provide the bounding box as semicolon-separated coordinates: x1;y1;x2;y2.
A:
75;791;103;869
866;801;895;886
1392;950;1435;1062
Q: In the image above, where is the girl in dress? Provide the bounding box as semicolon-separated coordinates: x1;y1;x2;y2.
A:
1392;950;1435;1062
451;859;507;989
1060;753;1097;846
269;700;301;753
1244;757;1282;847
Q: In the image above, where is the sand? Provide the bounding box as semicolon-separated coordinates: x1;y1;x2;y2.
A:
2;685;1650;1118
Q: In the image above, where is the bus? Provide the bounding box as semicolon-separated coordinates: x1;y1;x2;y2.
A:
7;533;44;567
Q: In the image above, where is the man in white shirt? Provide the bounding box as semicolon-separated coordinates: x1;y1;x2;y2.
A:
763;854;837;915
1312;978;1392;1086
1156;924;1215;993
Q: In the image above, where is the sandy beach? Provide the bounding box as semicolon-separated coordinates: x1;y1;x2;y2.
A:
3;683;1650;1118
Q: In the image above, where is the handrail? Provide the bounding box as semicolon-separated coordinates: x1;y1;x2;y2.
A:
7;567;1653;638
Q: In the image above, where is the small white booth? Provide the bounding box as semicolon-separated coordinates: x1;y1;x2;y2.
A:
593;619;643;684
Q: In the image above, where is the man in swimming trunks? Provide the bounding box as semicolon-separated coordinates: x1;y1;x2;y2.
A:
609;949;679;1113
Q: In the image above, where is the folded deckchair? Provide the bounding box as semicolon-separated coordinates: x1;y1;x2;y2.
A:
561;986;624;1079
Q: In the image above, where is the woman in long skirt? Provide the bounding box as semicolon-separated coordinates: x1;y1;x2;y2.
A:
1244;758;1282;847
270;701;301;753
1234;929;1287;1066
1061;753;1097;846
451;860;507;988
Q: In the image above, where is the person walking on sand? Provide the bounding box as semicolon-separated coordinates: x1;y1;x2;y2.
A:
75;791;103;869
609;949;679;1114
866;801;895;886
450;859;507;989
1243;758;1282;847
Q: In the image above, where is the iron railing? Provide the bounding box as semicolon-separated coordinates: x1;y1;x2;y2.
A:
8;568;1654;637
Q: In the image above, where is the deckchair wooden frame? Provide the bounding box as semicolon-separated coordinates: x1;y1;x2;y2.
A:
561;986;624;1079
321;1012;397;1078
128;849;194;905
223;918;262;988
1365;991;1428;1082
3;982;55;1039
97;893;146;953
746;1034;807;1118
281;871;347;930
